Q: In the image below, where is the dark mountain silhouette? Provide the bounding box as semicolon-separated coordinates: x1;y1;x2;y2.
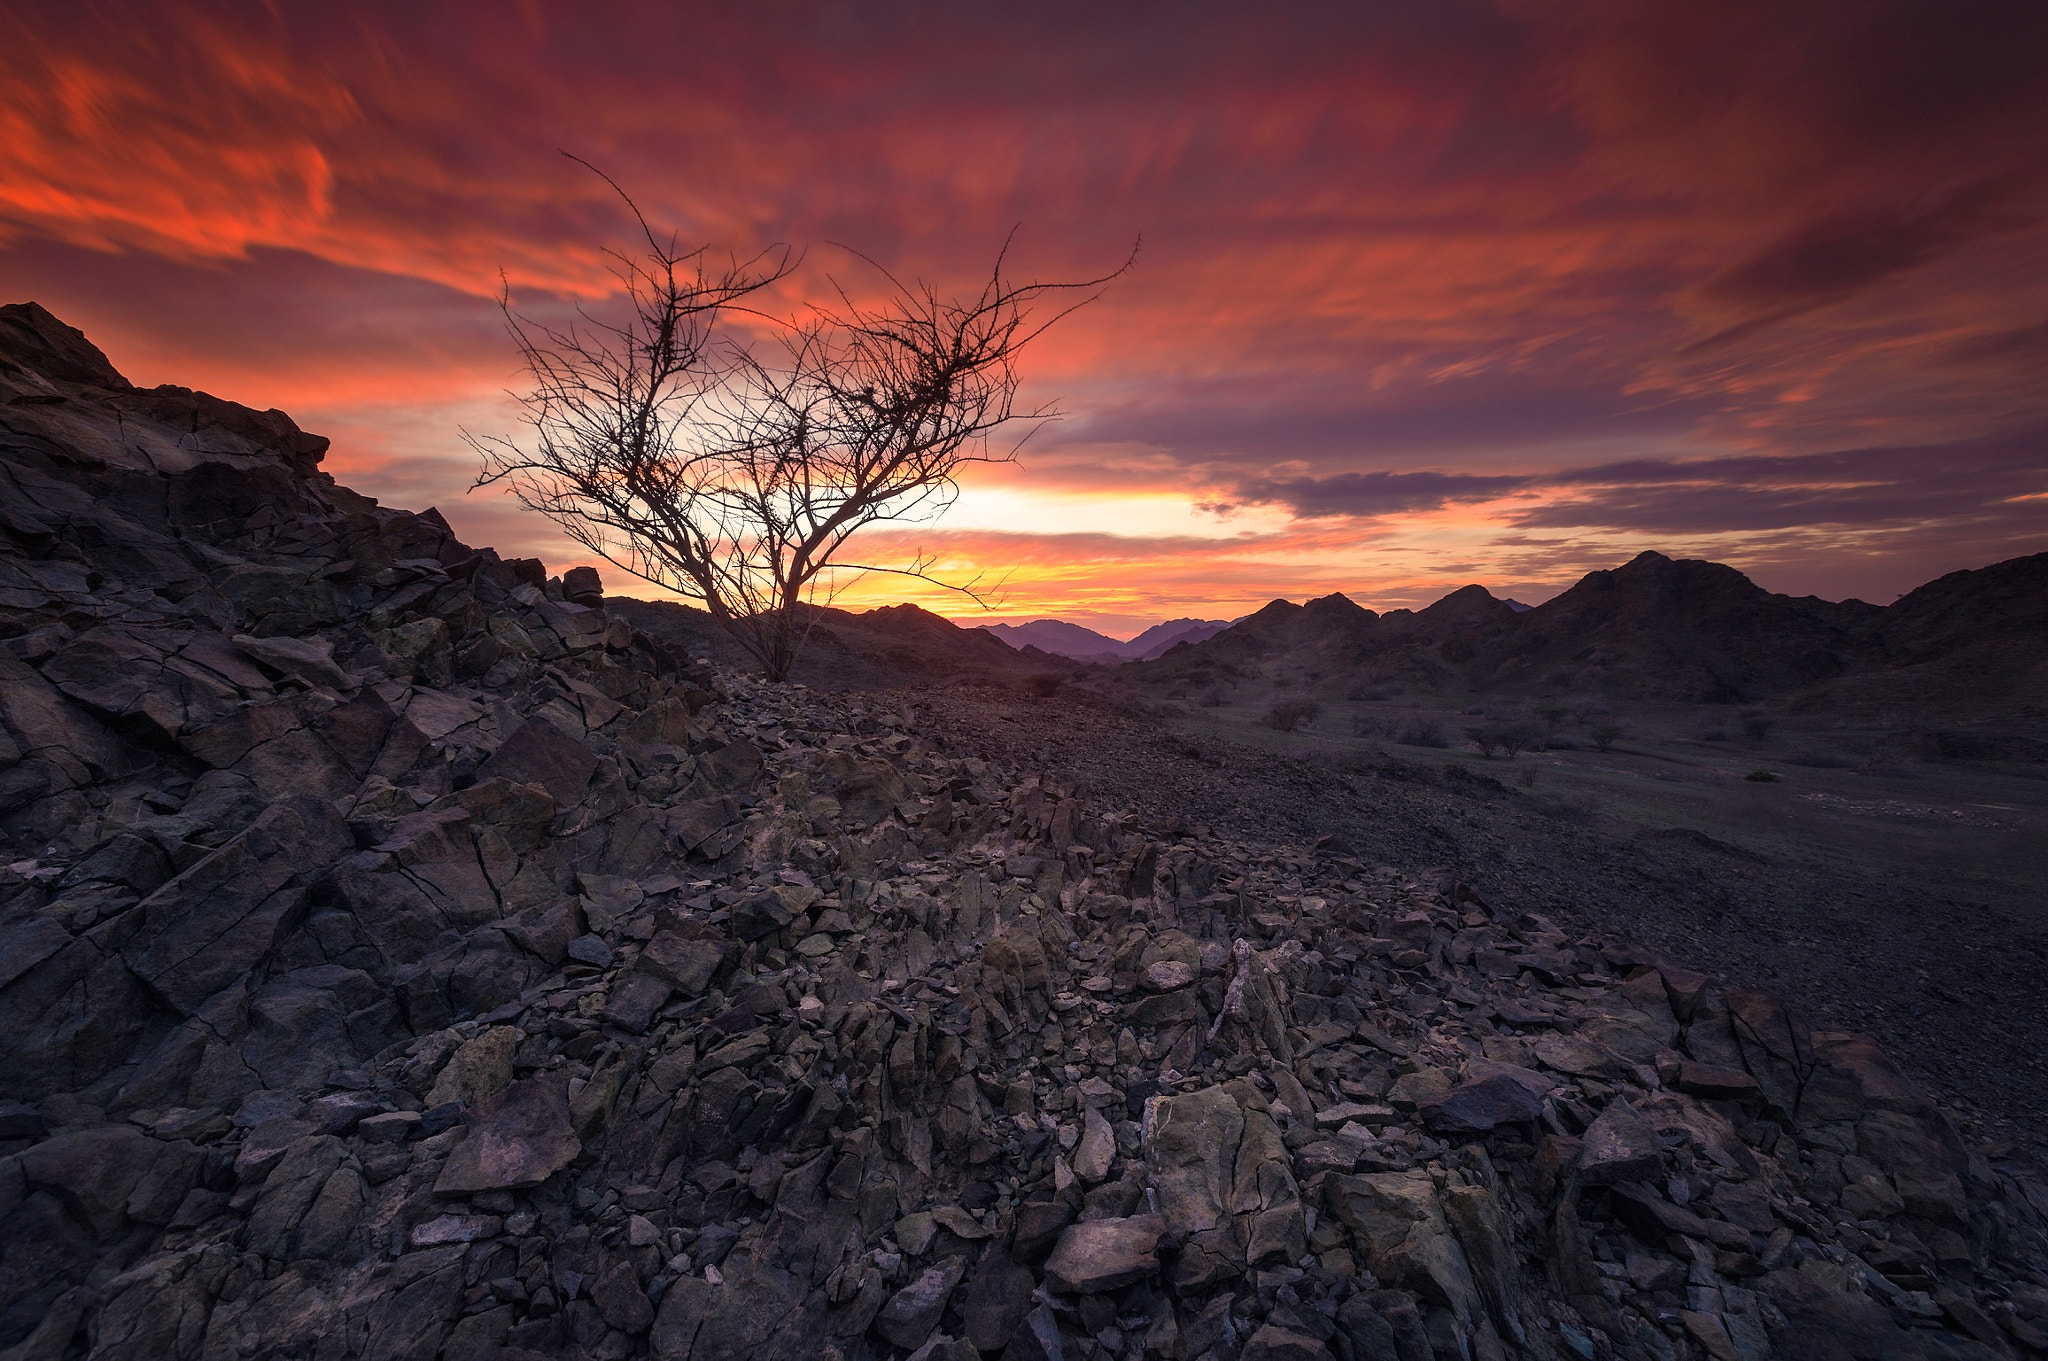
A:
980;615;1231;661
1464;550;1878;701
1877;551;2048;665
1123;616;1232;658
1790;550;2048;724
979;617;1128;658
1128;548;2046;719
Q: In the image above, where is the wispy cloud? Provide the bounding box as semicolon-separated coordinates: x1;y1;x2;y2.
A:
2;0;2043;620
1232;470;1532;517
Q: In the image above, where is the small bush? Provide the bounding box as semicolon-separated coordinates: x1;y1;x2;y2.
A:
1024;672;1064;698
1587;721;1624;752
1400;717;1449;748
1744;769;1779;782
1467;721;1543;758
1740;709;1776;741
1265;697;1322;732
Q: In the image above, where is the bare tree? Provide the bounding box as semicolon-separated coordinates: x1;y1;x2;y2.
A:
1400;716;1449;748
471;163;1129;680
1466;720;1542;757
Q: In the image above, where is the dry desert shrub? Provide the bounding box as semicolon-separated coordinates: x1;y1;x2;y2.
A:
1264;697;1322;732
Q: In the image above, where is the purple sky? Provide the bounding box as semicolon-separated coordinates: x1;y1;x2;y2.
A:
4;0;2044;632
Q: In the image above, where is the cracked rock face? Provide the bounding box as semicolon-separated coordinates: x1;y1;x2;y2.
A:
4;301;2048;1360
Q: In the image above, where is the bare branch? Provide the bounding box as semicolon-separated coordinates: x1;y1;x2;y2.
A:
468;168;1127;680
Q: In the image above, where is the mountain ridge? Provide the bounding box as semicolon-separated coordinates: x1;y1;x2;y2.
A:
979;616;1231;661
1127;547;2047;718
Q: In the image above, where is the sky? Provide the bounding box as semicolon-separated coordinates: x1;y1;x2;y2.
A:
3;1;2045;637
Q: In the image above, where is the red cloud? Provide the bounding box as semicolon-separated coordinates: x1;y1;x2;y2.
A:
3;1;2043;617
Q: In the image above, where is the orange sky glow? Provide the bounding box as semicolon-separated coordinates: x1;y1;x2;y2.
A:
4;2;2044;636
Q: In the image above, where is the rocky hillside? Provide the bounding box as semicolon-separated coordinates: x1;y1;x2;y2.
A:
4;303;2048;1360
1789;554;2048;731
612;597;1037;692
1458;554;1876;703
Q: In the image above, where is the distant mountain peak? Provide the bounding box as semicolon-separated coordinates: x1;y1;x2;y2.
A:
1124;617;1231;660
1304;591;1373;619
981;615;1232;661
979;619;1126;658
1417;583;1515;624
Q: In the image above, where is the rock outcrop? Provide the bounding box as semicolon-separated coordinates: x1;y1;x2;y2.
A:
3;302;2048;1360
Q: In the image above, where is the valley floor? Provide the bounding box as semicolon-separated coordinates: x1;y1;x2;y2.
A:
906;682;2048;1161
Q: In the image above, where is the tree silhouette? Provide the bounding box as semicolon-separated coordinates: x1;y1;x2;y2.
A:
472;160;1130;680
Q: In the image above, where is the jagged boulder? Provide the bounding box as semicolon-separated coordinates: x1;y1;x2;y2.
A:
433;1076;581;1193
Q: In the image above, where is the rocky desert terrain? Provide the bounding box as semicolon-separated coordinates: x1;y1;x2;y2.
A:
5;300;2048;1361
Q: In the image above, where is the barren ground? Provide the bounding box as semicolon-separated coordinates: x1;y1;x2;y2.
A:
895;679;2048;1161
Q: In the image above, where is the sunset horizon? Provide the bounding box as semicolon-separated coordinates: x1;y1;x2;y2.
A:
6;1;2043;634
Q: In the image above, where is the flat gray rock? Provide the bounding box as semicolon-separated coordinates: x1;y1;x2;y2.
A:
1578;1100;1663;1186
433;1075;581;1193
1044;1215;1167;1293
874;1257;967;1350
1417;1073;1543;1133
